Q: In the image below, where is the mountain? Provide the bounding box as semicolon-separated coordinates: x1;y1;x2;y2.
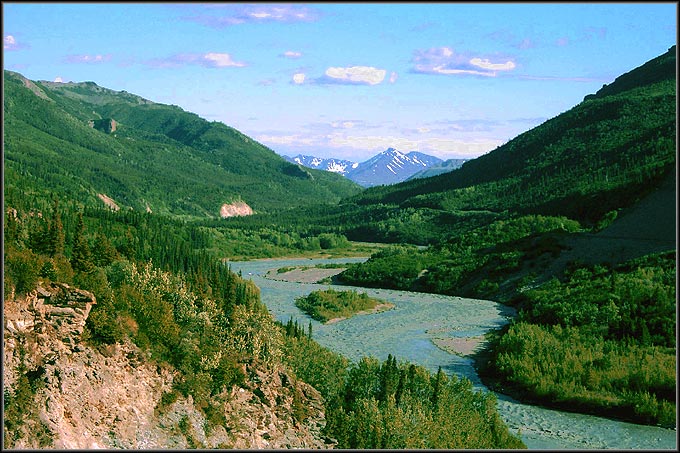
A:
284;149;443;187
347;148;443;187
407;158;469;180
315;148;437;187
283;154;358;175
347;45;676;227
3;70;362;218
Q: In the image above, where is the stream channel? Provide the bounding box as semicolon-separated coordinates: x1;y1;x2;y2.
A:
228;257;676;450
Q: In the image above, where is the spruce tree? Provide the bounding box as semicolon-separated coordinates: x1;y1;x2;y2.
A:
47;198;65;257
71;211;94;274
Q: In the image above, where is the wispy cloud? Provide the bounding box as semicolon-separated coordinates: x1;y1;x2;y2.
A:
257;130;501;160
294;66;389;86
518;74;609;83
488;29;536;50
183;4;321;28
281;50;302;59
411;47;516;77
63;54;112;64
556;37;570;47
144;52;246;69
4;34;29;51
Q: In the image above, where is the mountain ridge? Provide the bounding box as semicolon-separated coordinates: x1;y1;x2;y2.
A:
3;70;362;217
285;148;444;187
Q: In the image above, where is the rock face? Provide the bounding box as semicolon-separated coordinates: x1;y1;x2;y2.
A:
220;201;253;218
96;193;120;211
3;282;331;449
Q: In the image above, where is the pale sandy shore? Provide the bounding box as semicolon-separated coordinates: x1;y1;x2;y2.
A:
431;335;488;357
264;266;347;283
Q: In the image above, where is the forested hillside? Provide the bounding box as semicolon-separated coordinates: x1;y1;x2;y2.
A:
3;70;361;218
3;71;523;448
346;46;676;227
333;46;676;427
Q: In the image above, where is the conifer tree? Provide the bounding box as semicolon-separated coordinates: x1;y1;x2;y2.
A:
47;198;65;257
71;211;95;274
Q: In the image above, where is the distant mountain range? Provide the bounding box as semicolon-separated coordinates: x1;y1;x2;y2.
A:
284;155;359;176
285;148;443;187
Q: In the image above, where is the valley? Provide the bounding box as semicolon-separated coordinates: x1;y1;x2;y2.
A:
228;257;677;449
3;32;676;451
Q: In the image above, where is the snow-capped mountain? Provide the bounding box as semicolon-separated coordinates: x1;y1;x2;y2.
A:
284;154;358;176
347;148;443;187
284;148;443;187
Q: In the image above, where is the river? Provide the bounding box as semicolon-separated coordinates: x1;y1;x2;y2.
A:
228;257;676;450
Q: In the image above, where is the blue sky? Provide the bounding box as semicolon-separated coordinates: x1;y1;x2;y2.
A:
3;2;677;161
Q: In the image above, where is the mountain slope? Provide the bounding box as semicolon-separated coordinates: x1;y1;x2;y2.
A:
3;71;361;217
346;148;443;187
283;154;358;175
346;45;676;227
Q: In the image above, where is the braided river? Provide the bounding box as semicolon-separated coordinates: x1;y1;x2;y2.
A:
228;257;676;449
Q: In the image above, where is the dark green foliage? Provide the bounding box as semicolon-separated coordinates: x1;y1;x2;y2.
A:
491;322;676;427
340;214;581;295
485;251;676;427
3;70;361;218
70;211;95;274
4;246;41;296
295;289;386;323
279;332;526;449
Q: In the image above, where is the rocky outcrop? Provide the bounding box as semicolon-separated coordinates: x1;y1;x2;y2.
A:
220;201;253;218
97;193;120;211
3;282;332;449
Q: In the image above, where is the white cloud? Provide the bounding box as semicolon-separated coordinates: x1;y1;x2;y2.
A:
412;47;516;77
420;138;502;158
144;52;246;68
4;35;16;49
184;4;321;28
470;58;516;71
53;76;64;83
323;66;387;85
389;71;398;83
4;34;27;51
255;128;500;160
281;50;302;59
330;121;356;129
292;72;306;84
203;52;246;67
64;54;112;64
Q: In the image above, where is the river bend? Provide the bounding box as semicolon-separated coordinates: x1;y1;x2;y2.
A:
228;257;676;450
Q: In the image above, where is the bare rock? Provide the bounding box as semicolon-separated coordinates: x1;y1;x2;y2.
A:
220;201;253;218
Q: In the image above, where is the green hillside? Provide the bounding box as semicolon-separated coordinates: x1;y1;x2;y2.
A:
331;46;676;426
3;70;361;218
346;45;676;228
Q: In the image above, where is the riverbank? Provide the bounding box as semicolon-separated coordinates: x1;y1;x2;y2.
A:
264;265;348;284
228;257;678;449
473;328;677;431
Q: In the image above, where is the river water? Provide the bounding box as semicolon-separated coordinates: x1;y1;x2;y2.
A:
228;257;676;450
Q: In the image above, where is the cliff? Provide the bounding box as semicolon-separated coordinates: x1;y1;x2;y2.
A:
3;282;332;449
